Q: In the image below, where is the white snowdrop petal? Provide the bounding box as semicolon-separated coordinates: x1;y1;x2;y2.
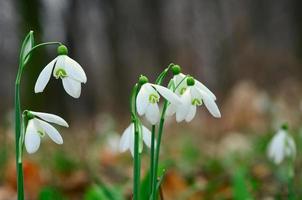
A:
151;84;181;105
174;73;186;86
287;136;296;157
136;85;149;116
129;123;135;157
144;83;158;94
34;58;56;93
268;130;287;164
199;89;221;118
62;77;82;98
64;56;87;83
185;105;197;122
25;120;41;154
53;56;65;76
166;104;176;117
145;103;160;125
176;90;191;122
35;119;63;144
142;125;152;148
30;111;68;127
174;73;187;95
119;123;133;152
195;80;217;100
190;86;202;100
25;131;41;154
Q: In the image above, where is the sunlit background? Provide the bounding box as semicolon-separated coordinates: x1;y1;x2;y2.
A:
1;0;302;199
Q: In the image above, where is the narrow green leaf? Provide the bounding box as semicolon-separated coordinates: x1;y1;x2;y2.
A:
20;30;34;66
38;186;66;200
232;167;253;200
84;184;124;200
155;169;166;200
139;170;151;200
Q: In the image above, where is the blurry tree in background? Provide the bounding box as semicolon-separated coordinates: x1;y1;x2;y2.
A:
0;0;302;120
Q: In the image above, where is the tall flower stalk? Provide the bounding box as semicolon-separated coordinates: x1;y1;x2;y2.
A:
14;31;86;200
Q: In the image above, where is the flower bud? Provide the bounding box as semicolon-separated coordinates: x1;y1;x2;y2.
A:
138;75;148;85
57;45;68;55
187;76;195;86
171;65;181;75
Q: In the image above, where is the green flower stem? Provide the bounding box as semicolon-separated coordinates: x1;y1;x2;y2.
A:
151;100;168;200
22;42;62;64
149;125;156;196
133;119;141;200
15;68;24;200
150;74;187;199
288;159;295;200
14;40;62;200
130;83;141;200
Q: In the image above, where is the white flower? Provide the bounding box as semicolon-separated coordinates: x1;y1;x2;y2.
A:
166;74;221;122
34;45;87;98
267;128;296;164
24;111;69;154
136;83;181;124
171;73;217;100
119;123;152;157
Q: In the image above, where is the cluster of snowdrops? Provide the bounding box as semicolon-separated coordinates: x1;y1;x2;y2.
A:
14;31;297;199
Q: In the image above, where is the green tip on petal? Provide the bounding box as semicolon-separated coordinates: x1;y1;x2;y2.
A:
57;45;68;55
171;64;181;75
281;123;289;130
138;75;148;85
187;76;195;86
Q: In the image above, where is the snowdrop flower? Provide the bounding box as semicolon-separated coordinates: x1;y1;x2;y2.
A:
119;123;151;157
267;125;296;164
167;66;221;122
34;45;87;98
136;76;181;125
24;111;68;154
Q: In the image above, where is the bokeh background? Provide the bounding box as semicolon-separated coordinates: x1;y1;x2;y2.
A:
1;0;302;199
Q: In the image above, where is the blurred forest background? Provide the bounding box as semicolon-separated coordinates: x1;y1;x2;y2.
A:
1;0;302;199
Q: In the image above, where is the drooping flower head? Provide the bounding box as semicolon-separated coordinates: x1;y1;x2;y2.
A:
24;111;69;154
167;65;221;122
267;124;296;165
119;123;151;157
136;75;181;124
34;45;87;98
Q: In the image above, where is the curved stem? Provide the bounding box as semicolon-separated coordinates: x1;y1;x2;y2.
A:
22;42;62;68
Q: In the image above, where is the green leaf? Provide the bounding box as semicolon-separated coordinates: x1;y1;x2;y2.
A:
38;186;66;200
232;167;253;200
84;184;124;200
20;30;34;66
84;185;108;200
155;170;166;200
139;170;151;200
